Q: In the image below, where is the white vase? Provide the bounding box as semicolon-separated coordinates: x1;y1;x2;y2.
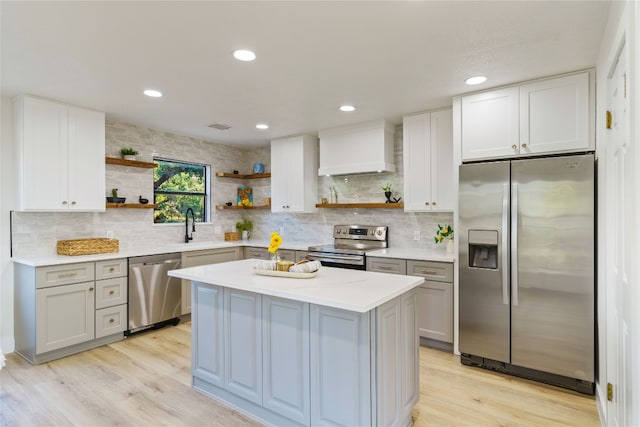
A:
446;239;454;255
241;230;251;240
123;154;137;161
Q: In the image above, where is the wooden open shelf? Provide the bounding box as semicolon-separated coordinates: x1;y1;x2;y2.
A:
106;203;157;209
316;203;404;209
216;172;271;179
216;205;271;211
105;157;157;168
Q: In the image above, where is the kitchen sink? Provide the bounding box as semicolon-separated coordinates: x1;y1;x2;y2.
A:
162;241;234;251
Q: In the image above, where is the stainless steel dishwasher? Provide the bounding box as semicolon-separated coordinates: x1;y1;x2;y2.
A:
127;253;182;334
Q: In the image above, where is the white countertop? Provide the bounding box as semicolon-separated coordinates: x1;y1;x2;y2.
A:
367;248;455;263
169;259;424;313
12;240;455;267
11;240;323;267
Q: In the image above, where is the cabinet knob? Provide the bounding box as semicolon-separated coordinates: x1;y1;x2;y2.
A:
109;318;115;323
62;201;68;205
89;287;94;291
425;202;429;206
71;201;76;205
511;144;517;150
432;202;436;205
521;143;528;148
109;267;115;272
109;290;115;295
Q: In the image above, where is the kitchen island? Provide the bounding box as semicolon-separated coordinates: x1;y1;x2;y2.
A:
169;259;424;427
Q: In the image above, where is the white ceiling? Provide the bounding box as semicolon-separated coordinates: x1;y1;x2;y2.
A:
1;1;610;147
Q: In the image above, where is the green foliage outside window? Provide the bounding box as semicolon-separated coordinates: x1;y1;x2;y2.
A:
154;159;208;223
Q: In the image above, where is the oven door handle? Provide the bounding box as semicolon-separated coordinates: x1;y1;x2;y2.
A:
307;253;365;265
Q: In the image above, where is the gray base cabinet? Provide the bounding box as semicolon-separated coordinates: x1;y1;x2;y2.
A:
191;281;417;427
14;258;128;364
181;247;240;314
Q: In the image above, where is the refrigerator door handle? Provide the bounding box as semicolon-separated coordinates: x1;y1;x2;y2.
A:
511;182;519;306
502;183;509;305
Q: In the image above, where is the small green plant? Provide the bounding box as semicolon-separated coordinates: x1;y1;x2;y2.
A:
120;147;138;155
236;217;254;232
382;183;392;192
111;188;119;197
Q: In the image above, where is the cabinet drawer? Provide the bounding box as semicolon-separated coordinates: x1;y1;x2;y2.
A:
95;277;127;309
36;263;95;288
244;247;268;260
406;260;453;283
366;257;407;275
95;258;127;280
277;249;295;262
95;304;127;339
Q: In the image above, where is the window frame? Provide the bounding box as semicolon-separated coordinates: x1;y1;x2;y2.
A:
153;157;211;224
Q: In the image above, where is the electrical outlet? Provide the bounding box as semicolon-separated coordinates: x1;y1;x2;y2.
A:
413;230;420;241
214;225;222;234
279;226;285;235
106;230;114;240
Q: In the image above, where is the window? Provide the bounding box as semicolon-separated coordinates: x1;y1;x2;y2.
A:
153;158;209;223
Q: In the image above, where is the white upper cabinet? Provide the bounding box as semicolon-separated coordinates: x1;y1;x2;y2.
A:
403;109;454;212
14;95;105;211
461;71;592;161
270;135;318;213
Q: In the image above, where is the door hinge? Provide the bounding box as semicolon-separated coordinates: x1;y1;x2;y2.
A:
607;382;614;401
606;111;613;129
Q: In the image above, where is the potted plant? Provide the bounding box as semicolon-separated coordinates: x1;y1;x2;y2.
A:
236;217;254;240
120;147;139;161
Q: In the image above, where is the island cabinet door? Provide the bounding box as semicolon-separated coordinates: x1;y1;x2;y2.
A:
375;290;419;427
192;283;225;387
225;289;263;405
310;305;371;427
262;296;310;426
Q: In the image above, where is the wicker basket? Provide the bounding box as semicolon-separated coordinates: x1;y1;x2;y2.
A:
57;238;119;256
224;232;239;241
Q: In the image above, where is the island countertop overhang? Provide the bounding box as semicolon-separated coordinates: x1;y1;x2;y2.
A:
168;258;424;313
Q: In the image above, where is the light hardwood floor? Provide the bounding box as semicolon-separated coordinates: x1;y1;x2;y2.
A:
1;321;600;427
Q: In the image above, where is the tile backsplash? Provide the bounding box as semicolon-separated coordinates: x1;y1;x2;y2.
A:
11;121;453;258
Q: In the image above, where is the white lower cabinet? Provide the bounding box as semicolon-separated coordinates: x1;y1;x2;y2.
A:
191;281;417;427
181;247;240;314
36;281;95;353
407;260;454;344
15;258;128;364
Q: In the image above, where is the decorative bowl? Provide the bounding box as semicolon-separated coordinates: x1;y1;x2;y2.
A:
106;197;126;203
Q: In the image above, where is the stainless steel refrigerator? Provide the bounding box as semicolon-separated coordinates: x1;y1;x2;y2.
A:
458;153;595;394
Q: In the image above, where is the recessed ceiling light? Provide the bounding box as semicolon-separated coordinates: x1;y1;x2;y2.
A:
256;123;269;130
465;76;487;85
339;105;356;112
233;49;256;61
143;89;163;98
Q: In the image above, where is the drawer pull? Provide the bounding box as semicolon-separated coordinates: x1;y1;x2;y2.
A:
109;290;115;295
109;267;115;272
420;270;438;275
57;272;78;278
109;318;115;323
379;266;392;270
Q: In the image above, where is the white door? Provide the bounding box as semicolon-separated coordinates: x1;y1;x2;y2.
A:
605;40;634;427
402;113;431;211
519;72;590;156
21;97;69;210
67;106;105;211
430;109;454;211
461;87;519;161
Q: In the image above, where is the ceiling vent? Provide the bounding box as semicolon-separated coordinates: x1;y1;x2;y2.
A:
208;123;232;131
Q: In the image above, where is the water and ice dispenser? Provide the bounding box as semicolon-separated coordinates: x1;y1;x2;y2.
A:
468;230;499;269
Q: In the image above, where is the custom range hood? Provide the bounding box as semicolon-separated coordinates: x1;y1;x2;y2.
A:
318;119;395;176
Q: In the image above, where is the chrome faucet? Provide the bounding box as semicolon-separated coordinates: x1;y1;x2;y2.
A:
185;208;196;243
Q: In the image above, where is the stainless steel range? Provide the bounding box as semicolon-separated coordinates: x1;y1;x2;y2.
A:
307;225;388;270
